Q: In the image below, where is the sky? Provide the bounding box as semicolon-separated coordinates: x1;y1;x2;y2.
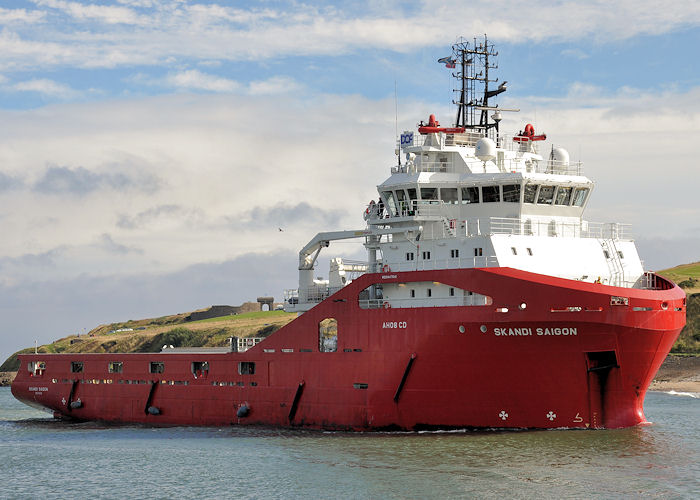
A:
1;0;699;362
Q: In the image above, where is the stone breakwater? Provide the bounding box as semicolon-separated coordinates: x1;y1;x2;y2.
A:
0;372;16;387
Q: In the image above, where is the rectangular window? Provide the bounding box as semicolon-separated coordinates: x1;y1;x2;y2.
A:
108;362;123;374
449;287;455;297
482;185;500;203
319;318;338;352
572;188;589;207
395;189;407;214
450;249;459;258
555;186;573;205
502;184;521;203
406;252;414;261
71;361;83;373
440;188;459;204
474;248;483;257
420;187;438;203
427;289;432;297
422;251;431;259
410;289;415;298
461;186;480;204
149;362;164;374
191;361;209;378
523;184;539;203
537;185;555;204
238;362;255;375
406;189;418;214
511;247;517;255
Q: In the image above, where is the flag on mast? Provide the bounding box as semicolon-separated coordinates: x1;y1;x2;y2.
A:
437;56;456;68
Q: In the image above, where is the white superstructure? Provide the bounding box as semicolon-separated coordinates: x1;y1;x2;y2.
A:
285;36;646;313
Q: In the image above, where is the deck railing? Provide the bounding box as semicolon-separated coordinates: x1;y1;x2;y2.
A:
396;130;583;175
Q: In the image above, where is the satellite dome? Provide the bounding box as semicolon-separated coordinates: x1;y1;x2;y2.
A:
475;137;496;162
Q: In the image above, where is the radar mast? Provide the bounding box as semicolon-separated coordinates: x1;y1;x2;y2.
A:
451;35;506;136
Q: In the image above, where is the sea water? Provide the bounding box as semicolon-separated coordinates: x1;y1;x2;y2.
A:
1;387;698;499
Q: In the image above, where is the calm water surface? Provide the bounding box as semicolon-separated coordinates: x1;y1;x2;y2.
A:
1;387;698;499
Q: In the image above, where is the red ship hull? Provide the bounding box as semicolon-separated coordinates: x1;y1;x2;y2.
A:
12;268;685;430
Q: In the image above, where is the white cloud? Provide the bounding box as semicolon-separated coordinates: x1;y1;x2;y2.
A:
166;69;239;92
8;78;78;98
247;76;303;96
0;7;45;23
33;0;145;25
1;1;697;72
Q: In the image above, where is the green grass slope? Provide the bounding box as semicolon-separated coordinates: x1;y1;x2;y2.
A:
658;262;700;354
0;310;296;372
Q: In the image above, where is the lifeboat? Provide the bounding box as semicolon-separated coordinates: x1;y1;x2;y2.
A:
513;123;546;142
418;114;466;134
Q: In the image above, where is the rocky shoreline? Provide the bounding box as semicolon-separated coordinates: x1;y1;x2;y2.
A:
0;371;15;386
648;355;700;393
2;355;698;392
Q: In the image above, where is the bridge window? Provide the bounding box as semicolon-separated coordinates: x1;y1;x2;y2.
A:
482;185;500;203
108;362;123;374
420;187;438;203
440;188;458;204
319;318;338;352
461;186;480;204
395;189;407;214
537;185;555;204
382;191;397;216
572;188;589;207
474;247;483;256
524;184;538;203
71;361;83;373
502;184;521;203
555;186;573;205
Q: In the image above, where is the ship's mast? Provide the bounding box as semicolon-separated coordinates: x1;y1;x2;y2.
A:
452;35;505;135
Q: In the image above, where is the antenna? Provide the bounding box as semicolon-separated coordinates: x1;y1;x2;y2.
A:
395;80;401;166
449;34;505;138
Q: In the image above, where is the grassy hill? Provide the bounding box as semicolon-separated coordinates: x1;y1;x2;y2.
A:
658;262;700;353
0;309;296;372
657;261;700;294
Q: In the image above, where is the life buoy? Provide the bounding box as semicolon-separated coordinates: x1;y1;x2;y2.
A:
383;301;391;309
382;264;391;273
